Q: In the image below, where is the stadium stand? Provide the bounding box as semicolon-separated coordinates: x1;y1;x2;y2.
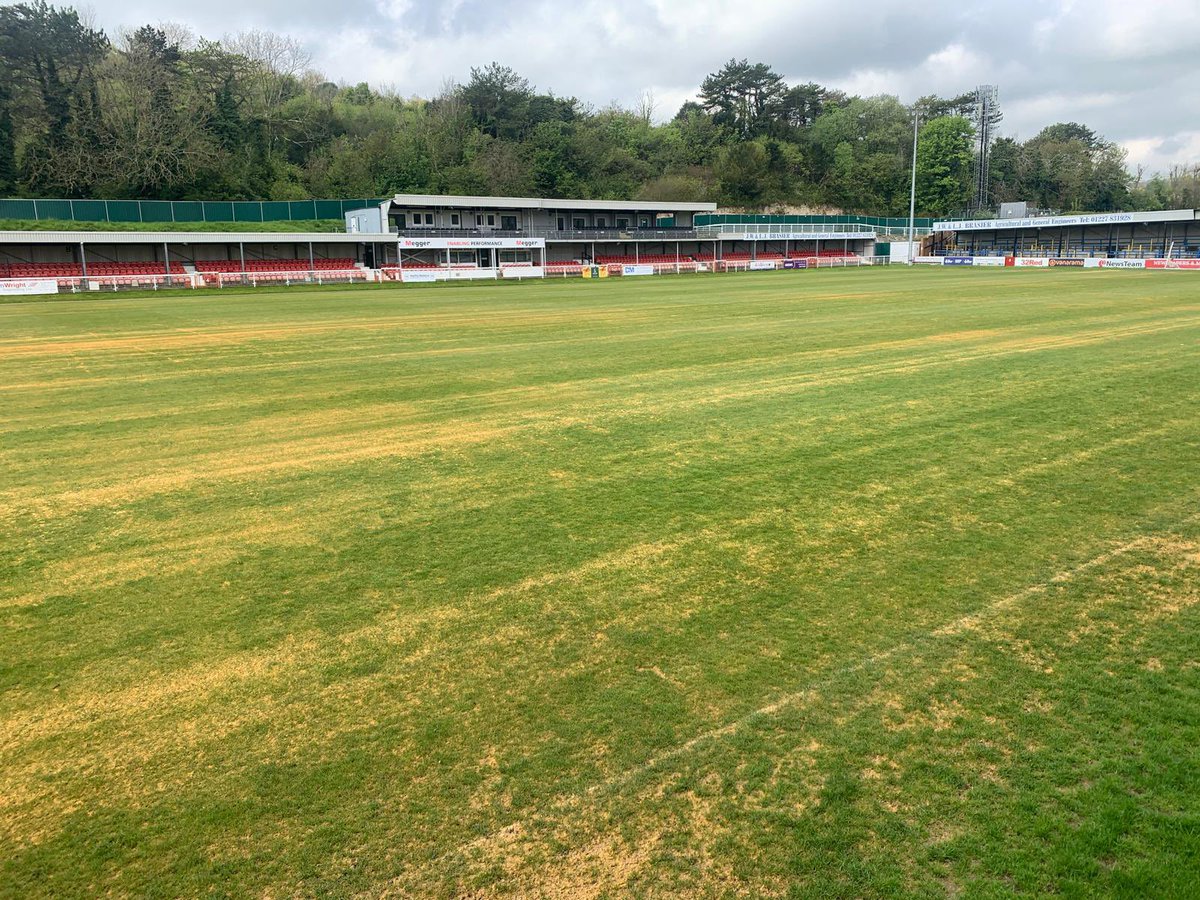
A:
0;194;894;291
595;254;707;264
0;260;191;286
194;258;356;272
193;257;359;284
0;261;187;277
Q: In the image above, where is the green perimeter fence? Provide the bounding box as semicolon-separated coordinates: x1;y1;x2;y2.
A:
1;200;933;230
0;198;385;224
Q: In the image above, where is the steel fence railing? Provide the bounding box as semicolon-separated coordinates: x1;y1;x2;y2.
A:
694;223;877;237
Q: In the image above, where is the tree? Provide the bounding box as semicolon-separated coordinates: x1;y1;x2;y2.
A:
635;172;710;202
915;116;974;216
224;28;311;152
634;88;656;126
0;83;15;191
423;80;472;185
1019;123;1131;211
1084;143;1131;211
987;136;1021;203
460;62;532;140
699;59;788;138
0;12;1168;213
472;139;533;196
77;24;222;197
527;120;575;196
0;1;109;192
915;91;976;120
777;82;826;130
669;103;725;165
715;141;769;204
1034;122;1101;150
1131;165;1200;211
0;2;109;143
808;95;912;212
210;79;242;151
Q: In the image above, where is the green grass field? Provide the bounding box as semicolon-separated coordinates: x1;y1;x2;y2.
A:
2;268;1199;898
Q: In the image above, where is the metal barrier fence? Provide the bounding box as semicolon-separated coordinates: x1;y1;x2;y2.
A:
0;198;385;224
695;213;933;231
695;223;876;236
0;254;883;295
209;269;374;288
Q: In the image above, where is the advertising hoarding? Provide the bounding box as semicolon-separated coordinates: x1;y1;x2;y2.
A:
0;278;58;295
399;237;544;250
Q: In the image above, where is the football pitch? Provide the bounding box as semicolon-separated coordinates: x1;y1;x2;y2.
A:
2;268;1199;897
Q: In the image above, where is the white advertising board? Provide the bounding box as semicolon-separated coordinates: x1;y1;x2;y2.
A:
400;270;438;283
1098;258;1146;269
621;264;655;276
1014;257;1050;267
934;209;1194;232
914;256;943;265
971;256;1006;266
445;268;498;280
501;266;545;278
0;278;58;295
1146;259;1200;269
738;231;874;241
749;260;777;270
398;237;545;250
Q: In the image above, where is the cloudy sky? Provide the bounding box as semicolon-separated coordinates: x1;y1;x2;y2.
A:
79;0;1200;175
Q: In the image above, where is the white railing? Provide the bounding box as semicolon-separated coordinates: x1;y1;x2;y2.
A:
210;269;371;288
2;273;204;292
543;264;585;278
0;256;887;297
695;223;877;237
